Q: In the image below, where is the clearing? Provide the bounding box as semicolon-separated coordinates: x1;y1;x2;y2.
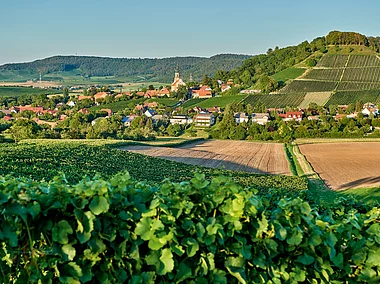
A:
299;142;380;190
120;140;290;175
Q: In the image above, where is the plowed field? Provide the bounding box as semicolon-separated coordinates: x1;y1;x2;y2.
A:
120;140;290;175
299;142;380;190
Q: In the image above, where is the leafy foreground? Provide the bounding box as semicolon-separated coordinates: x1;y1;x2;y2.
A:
0;172;379;283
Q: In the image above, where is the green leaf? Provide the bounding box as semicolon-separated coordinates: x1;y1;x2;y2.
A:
367;247;380;266
89;196;109;215
148;235;166;250
52;220;73;245
135;217;164;241
332;253;343;268
186;238;199;257
176;262;192;282
287;229;303;246
225;257;247;284
27;201;41;218
297;253;314;265
158;248;174;275
276;227;287;241
358;268;377;282
62;243;76;261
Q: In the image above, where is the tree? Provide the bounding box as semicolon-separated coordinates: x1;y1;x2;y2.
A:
9;119;40;142
254;75;278;93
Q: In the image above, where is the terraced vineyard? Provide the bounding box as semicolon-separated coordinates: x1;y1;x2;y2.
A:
278;80;337;93
279;54;380;106
341;67;380;82
243;93;306;107
346;55;380;67
303;68;343;81
337;81;380;91
316;54;349;68
326;90;380;106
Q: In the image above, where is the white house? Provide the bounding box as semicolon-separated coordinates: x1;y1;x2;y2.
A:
170;115;193;125
234;113;249;124
252;113;270;125
362;105;378;117
122;115;139;127
67;101;76;107
194;112;215;127
144;109;158;118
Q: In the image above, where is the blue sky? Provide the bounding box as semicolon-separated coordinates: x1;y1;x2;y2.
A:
1;0;380;64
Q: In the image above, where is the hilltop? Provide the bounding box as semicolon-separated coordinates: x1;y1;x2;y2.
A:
0;54;251;84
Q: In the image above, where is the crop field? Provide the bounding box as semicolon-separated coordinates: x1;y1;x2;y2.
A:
0;140;307;191
346;55;380;67
325;90;380;106
299;142;380;190
243;93;306;107
336;81;380;91
271;67;306;82
303;68;343;81
0;86;60;97
121;140;291;175
298;92;332;108
278;80;337;93
317;54;349;68
341;67;380;82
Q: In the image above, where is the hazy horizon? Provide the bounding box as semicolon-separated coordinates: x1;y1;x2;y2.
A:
1;0;380;65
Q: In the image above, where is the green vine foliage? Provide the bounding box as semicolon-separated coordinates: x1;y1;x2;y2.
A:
0;172;379;283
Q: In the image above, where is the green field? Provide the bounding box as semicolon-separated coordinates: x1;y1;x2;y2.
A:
145;97;177;107
0;140;307;191
243;93;306;108
181;98;207;109
272;67;306;83
298;92;332;108
0;86;61;97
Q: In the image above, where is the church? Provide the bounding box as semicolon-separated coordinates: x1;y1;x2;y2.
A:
171;70;186;92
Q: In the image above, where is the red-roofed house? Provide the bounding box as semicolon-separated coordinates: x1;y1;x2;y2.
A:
78;95;93;101
279;111;303;122
94;92;111;103
192;86;213;98
158;88;170;97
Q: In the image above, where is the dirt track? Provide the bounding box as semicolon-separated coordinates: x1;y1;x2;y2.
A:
120;140;290;175
299;142;380;190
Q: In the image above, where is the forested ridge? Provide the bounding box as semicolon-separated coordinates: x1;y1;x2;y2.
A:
0;54;251;82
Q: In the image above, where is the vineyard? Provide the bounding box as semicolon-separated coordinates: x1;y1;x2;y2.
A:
303;68;343;81
278;54;380;106
298;92;333;108
0;172;379;283
316;54;349;68
326;90;380;106
347;55;380;67
341;67;380;82
337;81;380;91
243;93;306;108
0;141;307;191
278;80;337;93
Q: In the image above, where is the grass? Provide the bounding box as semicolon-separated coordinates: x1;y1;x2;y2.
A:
195;95;247;109
145;97;177;107
181;98;207;109
0;86;60;97
272;67;306;83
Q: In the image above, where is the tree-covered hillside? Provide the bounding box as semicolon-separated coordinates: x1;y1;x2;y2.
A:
0;54;250;83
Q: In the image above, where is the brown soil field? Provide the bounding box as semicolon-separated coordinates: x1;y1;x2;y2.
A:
120;140;290;175
299;142;380;190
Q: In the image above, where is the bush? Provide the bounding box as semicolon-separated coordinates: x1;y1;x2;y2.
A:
0;173;379;283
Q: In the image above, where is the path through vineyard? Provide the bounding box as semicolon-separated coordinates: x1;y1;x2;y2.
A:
120;140;291;175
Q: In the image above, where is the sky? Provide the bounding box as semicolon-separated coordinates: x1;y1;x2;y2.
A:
1;0;380;64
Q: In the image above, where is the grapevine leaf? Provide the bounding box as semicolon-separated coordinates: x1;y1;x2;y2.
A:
297;253;314;265
287;229;303;246
158;248;174;275
62;243;76;261
89;196;109;215
186;238;199;257
52;220;73;245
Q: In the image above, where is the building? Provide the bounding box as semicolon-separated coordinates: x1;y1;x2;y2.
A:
91;117;107;126
221;84;231;92
192;86;213;98
144;109;158;117
234;113;249;124
94;92;111;103
279;111;303;122
252;113;270;125
158;88;170;97
206;106;222;113
122;115;139;127
78;95;93;101
170;115;192;125
194;113;215;127
171;71;186;92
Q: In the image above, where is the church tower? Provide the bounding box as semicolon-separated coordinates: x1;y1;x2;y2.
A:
171;66;186;92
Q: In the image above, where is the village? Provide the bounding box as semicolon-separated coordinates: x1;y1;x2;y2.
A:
1;71;380;141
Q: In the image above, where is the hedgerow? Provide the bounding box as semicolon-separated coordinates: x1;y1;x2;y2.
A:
0;173;379;283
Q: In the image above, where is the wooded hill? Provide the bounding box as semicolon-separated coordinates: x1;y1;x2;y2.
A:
0;54;250;83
